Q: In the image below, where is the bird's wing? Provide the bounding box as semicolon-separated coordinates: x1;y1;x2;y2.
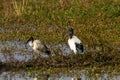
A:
73;36;82;43
75;43;84;53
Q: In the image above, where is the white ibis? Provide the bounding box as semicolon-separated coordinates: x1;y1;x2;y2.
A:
68;28;84;54
25;37;51;55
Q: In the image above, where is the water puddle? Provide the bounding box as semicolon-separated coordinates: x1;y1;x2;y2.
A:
0;41;71;63
0;41;119;64
0;69;120;80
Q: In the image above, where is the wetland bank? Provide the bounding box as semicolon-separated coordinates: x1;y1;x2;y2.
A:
0;0;120;79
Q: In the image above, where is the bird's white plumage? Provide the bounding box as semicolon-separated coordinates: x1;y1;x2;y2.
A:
68;35;82;54
26;37;51;55
28;40;44;53
28;41;33;47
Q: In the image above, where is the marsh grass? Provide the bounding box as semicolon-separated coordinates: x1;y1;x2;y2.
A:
12;0;28;16
0;0;120;68
0;0;119;43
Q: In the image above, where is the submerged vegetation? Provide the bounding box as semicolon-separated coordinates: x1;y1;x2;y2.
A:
0;0;120;68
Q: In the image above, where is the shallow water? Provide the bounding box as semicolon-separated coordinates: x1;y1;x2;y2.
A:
0;41;71;63
0;42;120;80
0;69;120;80
0;41;119;63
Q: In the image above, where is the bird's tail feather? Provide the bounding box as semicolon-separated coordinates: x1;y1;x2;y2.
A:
44;45;51;55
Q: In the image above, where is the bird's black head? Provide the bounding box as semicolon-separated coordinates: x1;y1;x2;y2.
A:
68;28;74;38
25;37;34;49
